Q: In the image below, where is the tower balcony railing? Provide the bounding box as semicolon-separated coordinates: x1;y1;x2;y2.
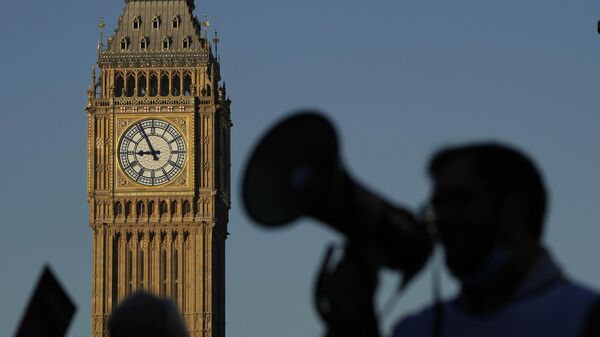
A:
91;96;214;107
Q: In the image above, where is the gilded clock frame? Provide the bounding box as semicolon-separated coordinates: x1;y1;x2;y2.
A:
113;114;194;194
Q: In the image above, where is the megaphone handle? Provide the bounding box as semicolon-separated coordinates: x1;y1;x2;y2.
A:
314;243;336;322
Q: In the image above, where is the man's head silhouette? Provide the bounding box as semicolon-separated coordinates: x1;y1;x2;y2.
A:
428;143;547;294
109;292;187;337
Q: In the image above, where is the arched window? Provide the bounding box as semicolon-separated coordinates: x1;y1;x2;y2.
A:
170;200;178;217
182;200;191;216
206;84;212;97
120;37;129;50
140;37;148;51
160;73;169;96
152;16;161;29
126;74;135;97
133;16;141;30
172;16;181;29
149;73;158;97
136;201;145;216
148;201;155;217
138;73;147;96
183;73;192;96
172;73;181;96
182;36;191;49
114;73;124;97
114;202;123;216
125;201;132;218
162;37;171;50
159;201;168;215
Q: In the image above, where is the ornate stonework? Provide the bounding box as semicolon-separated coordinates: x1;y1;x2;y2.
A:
87;1;231;337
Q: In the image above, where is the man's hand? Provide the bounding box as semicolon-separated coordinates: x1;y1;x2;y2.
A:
315;244;381;337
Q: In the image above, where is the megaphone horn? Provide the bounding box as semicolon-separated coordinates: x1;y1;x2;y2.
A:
242;110;432;274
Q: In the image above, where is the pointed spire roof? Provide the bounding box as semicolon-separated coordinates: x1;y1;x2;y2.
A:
99;0;212;65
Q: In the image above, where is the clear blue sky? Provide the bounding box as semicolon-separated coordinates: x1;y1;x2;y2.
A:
1;1;600;336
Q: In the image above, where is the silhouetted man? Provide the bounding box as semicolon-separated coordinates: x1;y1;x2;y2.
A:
320;143;600;337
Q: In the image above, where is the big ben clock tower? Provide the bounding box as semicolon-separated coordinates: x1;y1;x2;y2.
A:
86;1;231;336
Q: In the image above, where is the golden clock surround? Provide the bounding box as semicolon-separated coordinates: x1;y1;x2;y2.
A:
114;115;194;192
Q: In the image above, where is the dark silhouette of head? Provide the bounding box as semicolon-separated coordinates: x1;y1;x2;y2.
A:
428;143;547;286
109;292;187;337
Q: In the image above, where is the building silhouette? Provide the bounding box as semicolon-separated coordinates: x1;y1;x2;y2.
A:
86;0;231;336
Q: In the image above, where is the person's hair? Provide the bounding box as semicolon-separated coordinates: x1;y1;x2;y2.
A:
428;142;548;239
109;292;187;337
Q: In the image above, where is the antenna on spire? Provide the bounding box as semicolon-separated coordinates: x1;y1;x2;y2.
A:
213;30;220;60
97;16;106;51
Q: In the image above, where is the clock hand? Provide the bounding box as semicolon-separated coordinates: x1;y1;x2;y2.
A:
136;150;162;157
137;124;160;161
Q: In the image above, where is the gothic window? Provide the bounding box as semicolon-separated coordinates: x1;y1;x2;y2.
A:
206;84;212;97
159;200;168;215
160;73;169;96
171;200;178;217
114;202;123;217
148;201;155;217
138;73;147;96
163;37;171;50
114;73;124;97
133;17;141;29
126;74;135;97
136;201;145;215
125;201;132;218
182;200;191;216
152;16;161;29
149;73;158;97
172;73;181;96
120;37;129;50
172;16;181;29
182;36;191;49
140;37;148;51
183;73;192;96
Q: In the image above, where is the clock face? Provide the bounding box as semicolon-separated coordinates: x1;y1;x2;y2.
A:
118;119;187;186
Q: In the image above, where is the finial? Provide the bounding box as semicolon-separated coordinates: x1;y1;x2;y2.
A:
97;16;106;51
201;13;210;38
213;30;220;58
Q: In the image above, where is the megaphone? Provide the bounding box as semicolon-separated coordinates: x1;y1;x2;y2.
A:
242;111;432;277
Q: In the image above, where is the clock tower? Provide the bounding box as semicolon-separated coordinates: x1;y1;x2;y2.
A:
86;1;231;336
